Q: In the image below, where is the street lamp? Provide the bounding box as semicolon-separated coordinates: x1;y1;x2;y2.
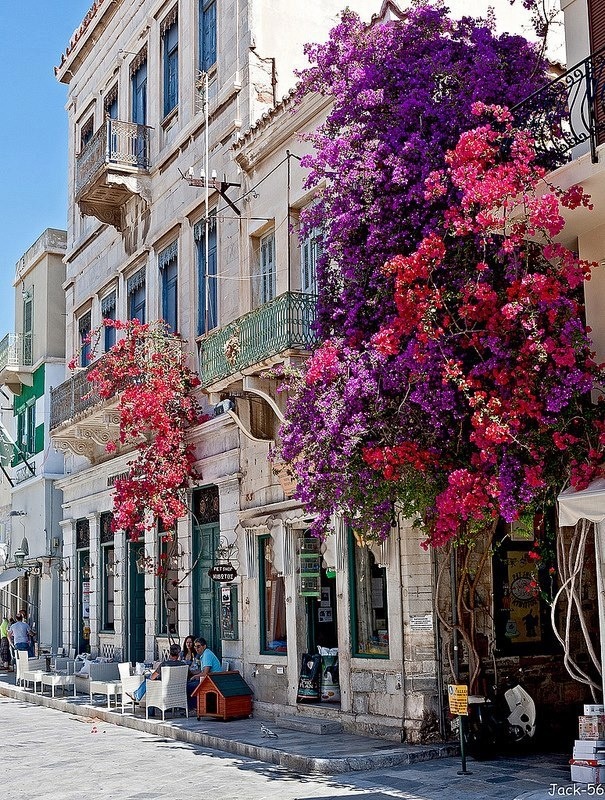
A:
13;548;26;569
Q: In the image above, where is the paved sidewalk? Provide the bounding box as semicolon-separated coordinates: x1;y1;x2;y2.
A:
0;668;579;799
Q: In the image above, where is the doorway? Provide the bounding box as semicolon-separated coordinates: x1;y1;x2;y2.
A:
128;543;146;663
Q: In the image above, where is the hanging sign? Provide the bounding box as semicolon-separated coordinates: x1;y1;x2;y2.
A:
208;563;237;582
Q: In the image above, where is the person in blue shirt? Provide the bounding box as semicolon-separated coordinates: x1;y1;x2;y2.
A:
193;638;221;676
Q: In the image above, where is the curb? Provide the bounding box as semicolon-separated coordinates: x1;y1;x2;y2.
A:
0;681;458;774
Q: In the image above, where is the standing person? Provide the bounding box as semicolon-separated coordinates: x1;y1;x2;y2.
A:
8;613;32;654
0;614;10;670
20;609;35;656
180;635;196;664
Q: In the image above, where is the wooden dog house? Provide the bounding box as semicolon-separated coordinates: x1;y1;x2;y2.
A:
191;671;253;721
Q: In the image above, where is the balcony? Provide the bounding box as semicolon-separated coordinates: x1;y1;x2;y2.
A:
75;119;152;230
0;333;33;394
512;46;605;165
199;291;317;391
49;358;119;460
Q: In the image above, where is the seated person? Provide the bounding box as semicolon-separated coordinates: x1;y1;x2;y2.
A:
187;638;222;709
128;643;187;703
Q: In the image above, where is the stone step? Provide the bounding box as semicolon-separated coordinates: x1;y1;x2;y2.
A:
275;715;343;735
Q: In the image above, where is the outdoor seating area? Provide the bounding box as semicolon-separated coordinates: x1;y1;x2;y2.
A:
3;655;253;723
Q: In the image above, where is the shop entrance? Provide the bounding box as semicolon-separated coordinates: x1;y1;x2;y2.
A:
128;543;146;663
306;568;338;651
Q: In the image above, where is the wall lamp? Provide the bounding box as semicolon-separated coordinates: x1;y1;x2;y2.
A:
106;559;120;578
13;548;26;569
81;556;93;580
214;398;235;417
9;510;27;517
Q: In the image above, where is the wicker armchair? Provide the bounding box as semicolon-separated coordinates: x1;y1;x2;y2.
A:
118;662;144;713
145;665;189;721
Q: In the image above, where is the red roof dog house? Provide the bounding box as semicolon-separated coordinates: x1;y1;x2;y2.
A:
191;671;253;721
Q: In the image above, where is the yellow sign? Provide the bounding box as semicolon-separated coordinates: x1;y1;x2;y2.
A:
448;684;468;715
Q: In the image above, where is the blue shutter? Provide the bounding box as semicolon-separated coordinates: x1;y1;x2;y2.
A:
160;244;179;333
196;214;218;335
132;61;147;125
163;22;179;116
200;0;217;72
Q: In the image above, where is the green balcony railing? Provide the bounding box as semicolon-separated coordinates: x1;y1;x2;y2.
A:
199;291;317;387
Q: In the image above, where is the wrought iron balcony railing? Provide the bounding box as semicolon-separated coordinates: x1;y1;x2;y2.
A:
512;46;605;165
50;361;102;430
0;333;33;373
75;118;152;196
199;291;317;387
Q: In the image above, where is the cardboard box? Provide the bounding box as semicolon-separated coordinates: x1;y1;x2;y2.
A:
574;739;605;756
585;705;605;716
570;763;605;784
579;716;605;740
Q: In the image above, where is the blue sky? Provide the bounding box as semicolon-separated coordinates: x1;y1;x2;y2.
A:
0;0;91;334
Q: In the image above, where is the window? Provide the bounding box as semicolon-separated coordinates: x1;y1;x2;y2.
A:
199;0;217;72
159;242;178;332
131;56;147;125
101;545;116;630
80;117;94;151
101;292;117;351
300;227;321;295
256;232;275;307
349;530;389;658
259;535;287;654
127;268;146;323
78;311;91;367
104;85;118;120
195;212;217;335
16;402;35;457
158;524;179;635
22;290;33;364
162;14;179;117
100;512;115;631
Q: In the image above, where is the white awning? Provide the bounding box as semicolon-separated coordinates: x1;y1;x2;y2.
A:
0;568;21;589
558;479;605;527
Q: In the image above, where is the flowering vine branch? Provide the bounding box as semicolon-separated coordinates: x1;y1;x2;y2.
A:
74;319;207;541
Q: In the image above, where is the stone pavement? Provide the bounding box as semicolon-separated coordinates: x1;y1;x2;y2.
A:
0;668;579;799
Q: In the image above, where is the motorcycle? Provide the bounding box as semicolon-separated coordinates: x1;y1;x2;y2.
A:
464;679;536;760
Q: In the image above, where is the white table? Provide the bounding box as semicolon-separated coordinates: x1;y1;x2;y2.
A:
41;672;76;698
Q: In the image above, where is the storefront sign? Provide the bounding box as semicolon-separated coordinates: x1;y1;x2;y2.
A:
447;684;469;716
208;563;237;582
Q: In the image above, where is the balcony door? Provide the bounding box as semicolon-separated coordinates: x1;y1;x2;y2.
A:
589;0;605;145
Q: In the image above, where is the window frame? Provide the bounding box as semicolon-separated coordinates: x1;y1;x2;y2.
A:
127;268;146;323
159;243;178;332
162;19;179;118
258;534;287;656
300;226;321;295
131;58;148;126
199;0;217;72
348;530;390;659
101;291;117;351
257;231;276;307
195;211;218;335
78;311;92;367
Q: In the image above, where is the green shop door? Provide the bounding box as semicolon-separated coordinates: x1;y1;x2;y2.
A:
128;543;146;663
192;523;221;656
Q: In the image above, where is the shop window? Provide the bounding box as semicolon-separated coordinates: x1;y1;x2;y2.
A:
259;535;287;654
349;530;389;657
493;517;557;655
158;524;179;635
102;545;115;631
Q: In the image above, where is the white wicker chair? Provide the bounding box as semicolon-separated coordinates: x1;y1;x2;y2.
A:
19;654;47;692
15;651;29;687
145;665;189;721
118;662;144;714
